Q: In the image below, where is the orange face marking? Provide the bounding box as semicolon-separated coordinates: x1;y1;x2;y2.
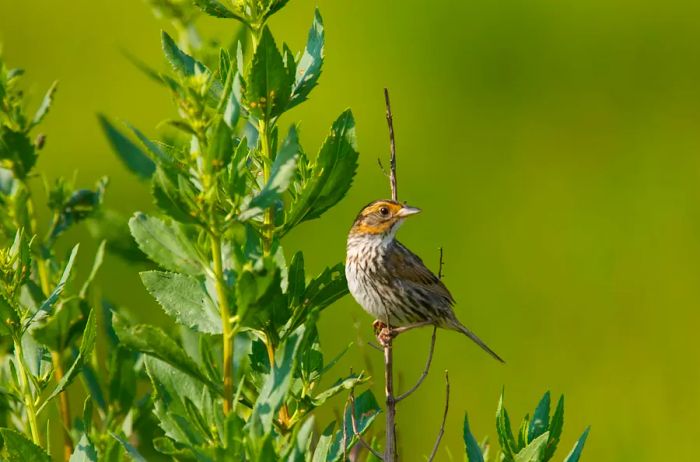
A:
351;200;406;235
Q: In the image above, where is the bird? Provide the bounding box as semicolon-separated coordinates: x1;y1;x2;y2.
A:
345;199;504;363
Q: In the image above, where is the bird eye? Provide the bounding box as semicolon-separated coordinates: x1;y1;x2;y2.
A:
379;206;390;216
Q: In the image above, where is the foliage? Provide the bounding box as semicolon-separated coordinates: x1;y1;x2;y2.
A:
0;56;111;459
97;0;370;460
463;391;590;462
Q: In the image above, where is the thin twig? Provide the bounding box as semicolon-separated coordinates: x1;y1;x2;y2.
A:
427;371;450;462
437;246;445;280
396;327;437;402
383;334;396;461
367;341;383;352
350;389;384;460
342;395;350;461
384;88;398;202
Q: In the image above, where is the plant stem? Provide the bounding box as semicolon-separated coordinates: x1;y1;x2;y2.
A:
384;337;397;461
210;233;234;414
27;189;74;459
51;351;74;461
258;118;274;255
14;338;41;445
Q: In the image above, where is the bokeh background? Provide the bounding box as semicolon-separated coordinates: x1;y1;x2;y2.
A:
3;0;700;460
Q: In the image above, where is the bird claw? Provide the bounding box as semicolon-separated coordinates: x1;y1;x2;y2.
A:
373;320;396;347
372;320;387;337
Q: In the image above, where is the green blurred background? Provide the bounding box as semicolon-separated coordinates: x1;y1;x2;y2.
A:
3;0;700;460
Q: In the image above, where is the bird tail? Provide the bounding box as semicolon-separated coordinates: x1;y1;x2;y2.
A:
453;322;505;363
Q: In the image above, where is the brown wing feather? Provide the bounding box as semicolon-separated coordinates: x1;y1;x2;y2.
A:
386;241;455;305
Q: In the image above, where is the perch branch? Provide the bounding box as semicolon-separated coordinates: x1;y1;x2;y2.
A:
438;246;445;279
384;88;398;202
427;371;450;462
396;326;437;402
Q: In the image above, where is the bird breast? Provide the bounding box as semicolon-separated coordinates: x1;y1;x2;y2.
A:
345;235;394;322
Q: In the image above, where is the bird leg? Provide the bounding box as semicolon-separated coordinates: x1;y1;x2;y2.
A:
374;320;434;347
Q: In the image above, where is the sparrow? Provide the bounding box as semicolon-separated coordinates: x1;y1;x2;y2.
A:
345;200;504;362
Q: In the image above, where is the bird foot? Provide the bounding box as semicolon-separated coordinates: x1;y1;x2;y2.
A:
372;320;387;336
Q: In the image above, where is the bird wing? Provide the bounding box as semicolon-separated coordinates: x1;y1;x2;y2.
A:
387;241;455;305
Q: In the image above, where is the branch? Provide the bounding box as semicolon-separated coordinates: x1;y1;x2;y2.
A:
349;389;384;460
427;371;450;462
396;326;437;402
384;88;398;202
437;246;445;279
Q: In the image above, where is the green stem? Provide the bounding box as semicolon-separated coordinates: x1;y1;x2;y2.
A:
210;233;234;414
14;338;41;445
258;118;274;255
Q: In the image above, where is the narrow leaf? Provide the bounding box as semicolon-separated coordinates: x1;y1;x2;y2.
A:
31;81;58;127
98;115;155;179
69;434;98;462
528;391;551;443
562;427;590;462
41;309;97;408
463;414;485;462
288;9;324;109
514;432;549;462
112;314;221;395
245;26;292;120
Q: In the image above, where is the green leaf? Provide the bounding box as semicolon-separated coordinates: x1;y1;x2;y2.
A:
162;31;207;77
288;9;324;109
286;251;305;307
140;271;221;334
129;213;202;275
107;346;137;416
544;395;565;460
31;81;58;127
240;126;298;220
311;422;335;462
40;309;97;409
284;110;358;232
0;428;51;462
514;432;549;462
311;373;367;407
193;0;243;20
285;416;314;462
145;356;219;448
69;433;98;462
208;120;234;168
245;27;292;120
31;302;86;351
38;244;79;310
250;325;305;434
112;314;221;395
0;126;37;179
528;391;550;443
562;427;590;462
109;432;147;462
326;390;381;462
0;293;20;336
79;240;107;298
463;414;485;462
496;390;517;462
98;115;155;180
152;168;199;224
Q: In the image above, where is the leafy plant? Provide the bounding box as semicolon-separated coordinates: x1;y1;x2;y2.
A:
98;0;371;459
464;391;590;462
0;56;108;459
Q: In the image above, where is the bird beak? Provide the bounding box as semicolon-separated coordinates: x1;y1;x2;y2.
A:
396;205;421;218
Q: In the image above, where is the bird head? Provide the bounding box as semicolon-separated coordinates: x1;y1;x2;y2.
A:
349;200;421;239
